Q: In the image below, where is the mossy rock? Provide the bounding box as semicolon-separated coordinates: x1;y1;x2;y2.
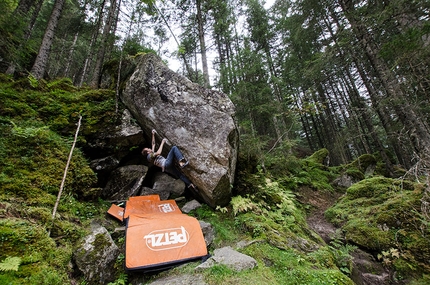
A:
10;76;48;91
346;176;396;199
398;231;430;264
0;73;13;83
306;148;329;164
344;168;365;180
346;177;417;200
326;175;429;278
349;154;376;172
0;218;70;283
343;222;393;251
238;211;319;252
79;89;115;102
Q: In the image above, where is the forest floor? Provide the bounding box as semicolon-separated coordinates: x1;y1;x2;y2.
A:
298;186;343;243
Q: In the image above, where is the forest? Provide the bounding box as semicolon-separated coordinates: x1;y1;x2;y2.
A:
1;0;429;169
1;0;430;284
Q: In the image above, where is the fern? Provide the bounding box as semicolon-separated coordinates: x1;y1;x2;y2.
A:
0;256;22;272
10;121;49;138
27;74;39;88
231;195;258;216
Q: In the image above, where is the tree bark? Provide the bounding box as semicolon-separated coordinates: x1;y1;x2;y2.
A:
196;0;210;87
30;0;65;79
6;0;43;74
91;0;118;88
339;0;430;160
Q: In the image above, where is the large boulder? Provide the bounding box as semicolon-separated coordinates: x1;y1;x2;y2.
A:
121;53;238;207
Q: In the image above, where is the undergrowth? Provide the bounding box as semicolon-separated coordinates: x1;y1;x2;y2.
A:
325;177;430;281
1;75;429;284
0;76;113;284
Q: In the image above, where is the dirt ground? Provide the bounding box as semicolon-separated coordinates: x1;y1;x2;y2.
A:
297;186;343;243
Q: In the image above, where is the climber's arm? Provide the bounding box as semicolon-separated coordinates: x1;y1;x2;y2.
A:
151;129;156;152
155;138;167;156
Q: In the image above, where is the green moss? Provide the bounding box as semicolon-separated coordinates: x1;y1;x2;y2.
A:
0;219;71;284
344;168;365;180
94;232;112;250
349;154;376;171
0;73;13;83
343;222;393;250
47;78;77;92
326;175;429;278
0;78;114;284
306;148;329;164
1;122;96;203
346;176;395;199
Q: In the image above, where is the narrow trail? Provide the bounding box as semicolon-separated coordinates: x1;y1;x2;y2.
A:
299;186;396;285
298;186;342;243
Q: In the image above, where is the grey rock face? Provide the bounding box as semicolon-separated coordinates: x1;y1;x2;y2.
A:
121;53;238;207
73;223;120;285
86;109;145;158
152;172;186;199
102;165;148;200
195;246;257;272
182;199;202;214
351;249;392;285
199;220;215;247
87;109;146;187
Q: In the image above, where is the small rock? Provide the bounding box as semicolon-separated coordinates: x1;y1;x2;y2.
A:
73;223;119;284
152;172;186;199
196;246;257;272
182;199;202;213
199;220;214;247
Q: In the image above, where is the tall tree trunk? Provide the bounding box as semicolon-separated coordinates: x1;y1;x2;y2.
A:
196;0;210;87
6;0;44;74
91;0;118;88
64;31;79;77
24;0;44;42
154;3;193;77
30;0;65;79
339;0;430;160
78;0;106;87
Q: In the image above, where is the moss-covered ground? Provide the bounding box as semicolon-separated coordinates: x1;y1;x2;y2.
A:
1;75;429;284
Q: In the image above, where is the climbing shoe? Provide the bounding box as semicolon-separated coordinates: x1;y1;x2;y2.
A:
180;158;189;168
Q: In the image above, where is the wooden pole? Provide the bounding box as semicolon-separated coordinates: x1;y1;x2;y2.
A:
49;115;82;236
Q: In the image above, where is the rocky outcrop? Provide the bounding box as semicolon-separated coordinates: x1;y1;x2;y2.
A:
87;109;146;187
198;220;215;247
351;249;391;285
121;53;238;207
181;199;202;214
86;109;145;159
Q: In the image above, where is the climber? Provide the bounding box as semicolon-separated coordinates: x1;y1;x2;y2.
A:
142;129;197;191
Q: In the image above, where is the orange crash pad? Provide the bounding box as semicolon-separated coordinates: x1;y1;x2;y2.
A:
125;213;208;272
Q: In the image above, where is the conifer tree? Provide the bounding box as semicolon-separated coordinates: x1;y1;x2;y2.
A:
30;0;66;79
